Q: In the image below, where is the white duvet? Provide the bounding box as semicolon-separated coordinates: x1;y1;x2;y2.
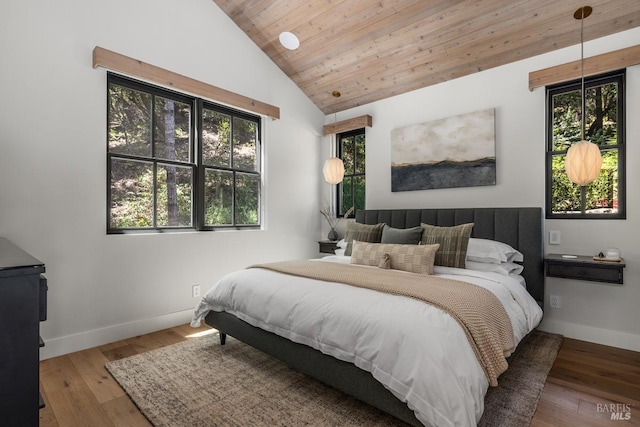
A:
191;256;543;427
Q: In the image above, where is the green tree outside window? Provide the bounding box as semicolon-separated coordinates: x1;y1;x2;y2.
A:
107;73;261;232
338;129;365;217
546;70;625;219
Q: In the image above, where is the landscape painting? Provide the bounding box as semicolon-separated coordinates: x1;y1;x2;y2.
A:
391;108;496;192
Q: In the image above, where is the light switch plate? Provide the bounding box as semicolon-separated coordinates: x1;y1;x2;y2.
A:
549;230;561;245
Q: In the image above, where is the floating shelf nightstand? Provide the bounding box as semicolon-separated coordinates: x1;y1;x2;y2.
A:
545;254;625;284
318;240;339;254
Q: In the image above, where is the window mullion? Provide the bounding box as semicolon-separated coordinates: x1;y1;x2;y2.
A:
232;170;237;227
152;162;158;228
151;94;157;228
195;99;203;230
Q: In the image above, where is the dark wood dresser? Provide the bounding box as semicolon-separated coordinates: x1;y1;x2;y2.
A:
0;238;47;426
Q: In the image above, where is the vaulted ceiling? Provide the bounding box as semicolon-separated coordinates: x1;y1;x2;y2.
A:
213;0;640;115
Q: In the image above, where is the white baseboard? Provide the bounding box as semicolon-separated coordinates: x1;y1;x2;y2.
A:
538;318;640;352
40;309;194;360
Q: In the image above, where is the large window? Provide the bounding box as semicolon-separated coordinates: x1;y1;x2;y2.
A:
546;70;625;219
107;73;261;232
337;128;365;217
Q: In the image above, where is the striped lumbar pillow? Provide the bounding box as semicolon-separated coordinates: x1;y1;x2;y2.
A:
420;223;474;269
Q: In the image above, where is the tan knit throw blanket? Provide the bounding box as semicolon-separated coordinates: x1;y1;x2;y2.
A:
249;260;515;386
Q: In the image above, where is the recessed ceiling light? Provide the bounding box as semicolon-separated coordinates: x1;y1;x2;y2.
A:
279;31;300;50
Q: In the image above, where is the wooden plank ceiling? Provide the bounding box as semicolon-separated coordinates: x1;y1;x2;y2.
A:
213;0;640;115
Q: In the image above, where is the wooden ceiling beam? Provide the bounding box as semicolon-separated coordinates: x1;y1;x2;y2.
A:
323;115;372;136
92;46;280;120
529;44;640;90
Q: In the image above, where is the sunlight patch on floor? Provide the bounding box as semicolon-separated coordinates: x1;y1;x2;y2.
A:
186;328;218;338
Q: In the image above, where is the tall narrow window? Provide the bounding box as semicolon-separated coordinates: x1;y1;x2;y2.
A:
337;128;365;217
200;104;261;228
107;73;261;233
546;70;625;219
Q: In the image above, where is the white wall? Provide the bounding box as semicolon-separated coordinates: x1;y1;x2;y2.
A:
0;0;325;358
330;28;640;351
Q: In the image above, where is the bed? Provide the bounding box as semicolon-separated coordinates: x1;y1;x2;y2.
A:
191;207;544;426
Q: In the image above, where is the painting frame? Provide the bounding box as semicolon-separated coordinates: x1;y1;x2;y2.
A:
391;108;496;192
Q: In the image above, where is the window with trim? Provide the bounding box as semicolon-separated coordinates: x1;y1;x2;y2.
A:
546;69;625;219
107;73;261;232
337;128;365;217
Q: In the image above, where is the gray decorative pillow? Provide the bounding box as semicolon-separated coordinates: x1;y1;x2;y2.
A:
344;222;385;256
380;225;423;245
351;241;440;274
420;223;474;269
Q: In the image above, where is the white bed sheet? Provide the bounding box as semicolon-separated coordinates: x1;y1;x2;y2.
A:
191;256;543;427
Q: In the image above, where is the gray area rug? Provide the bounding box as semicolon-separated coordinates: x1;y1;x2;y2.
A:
479;330;563;426
106;330;562;426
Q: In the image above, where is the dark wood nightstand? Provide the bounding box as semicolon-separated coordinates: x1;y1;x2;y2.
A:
318;240;339;254
545;253;625;284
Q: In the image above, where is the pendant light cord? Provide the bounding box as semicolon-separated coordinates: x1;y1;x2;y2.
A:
332;112;337;157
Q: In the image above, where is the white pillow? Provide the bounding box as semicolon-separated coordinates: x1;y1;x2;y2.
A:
466;238;523;264
466;260;524;276
509;273;527;288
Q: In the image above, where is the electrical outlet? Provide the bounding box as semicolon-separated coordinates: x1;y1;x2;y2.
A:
192;284;201;298
549;230;561;245
549;294;561;309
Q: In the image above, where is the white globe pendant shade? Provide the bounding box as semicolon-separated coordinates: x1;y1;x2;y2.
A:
565;140;603;186
323;157;345;184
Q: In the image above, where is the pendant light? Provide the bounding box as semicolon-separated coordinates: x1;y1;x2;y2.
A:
565;6;602;186
323;91;345;184
323;157;345;184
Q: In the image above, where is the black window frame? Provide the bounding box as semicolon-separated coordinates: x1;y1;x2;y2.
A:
545;69;626;220
197;100;262;231
107;73;262;233
336;128;365;218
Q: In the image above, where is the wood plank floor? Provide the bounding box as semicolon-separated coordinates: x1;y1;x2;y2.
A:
39;325;640;426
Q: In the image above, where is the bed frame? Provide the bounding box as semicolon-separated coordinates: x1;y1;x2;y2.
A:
205;207;544;426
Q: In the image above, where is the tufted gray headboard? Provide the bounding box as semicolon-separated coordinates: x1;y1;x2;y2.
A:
355;207;544;307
